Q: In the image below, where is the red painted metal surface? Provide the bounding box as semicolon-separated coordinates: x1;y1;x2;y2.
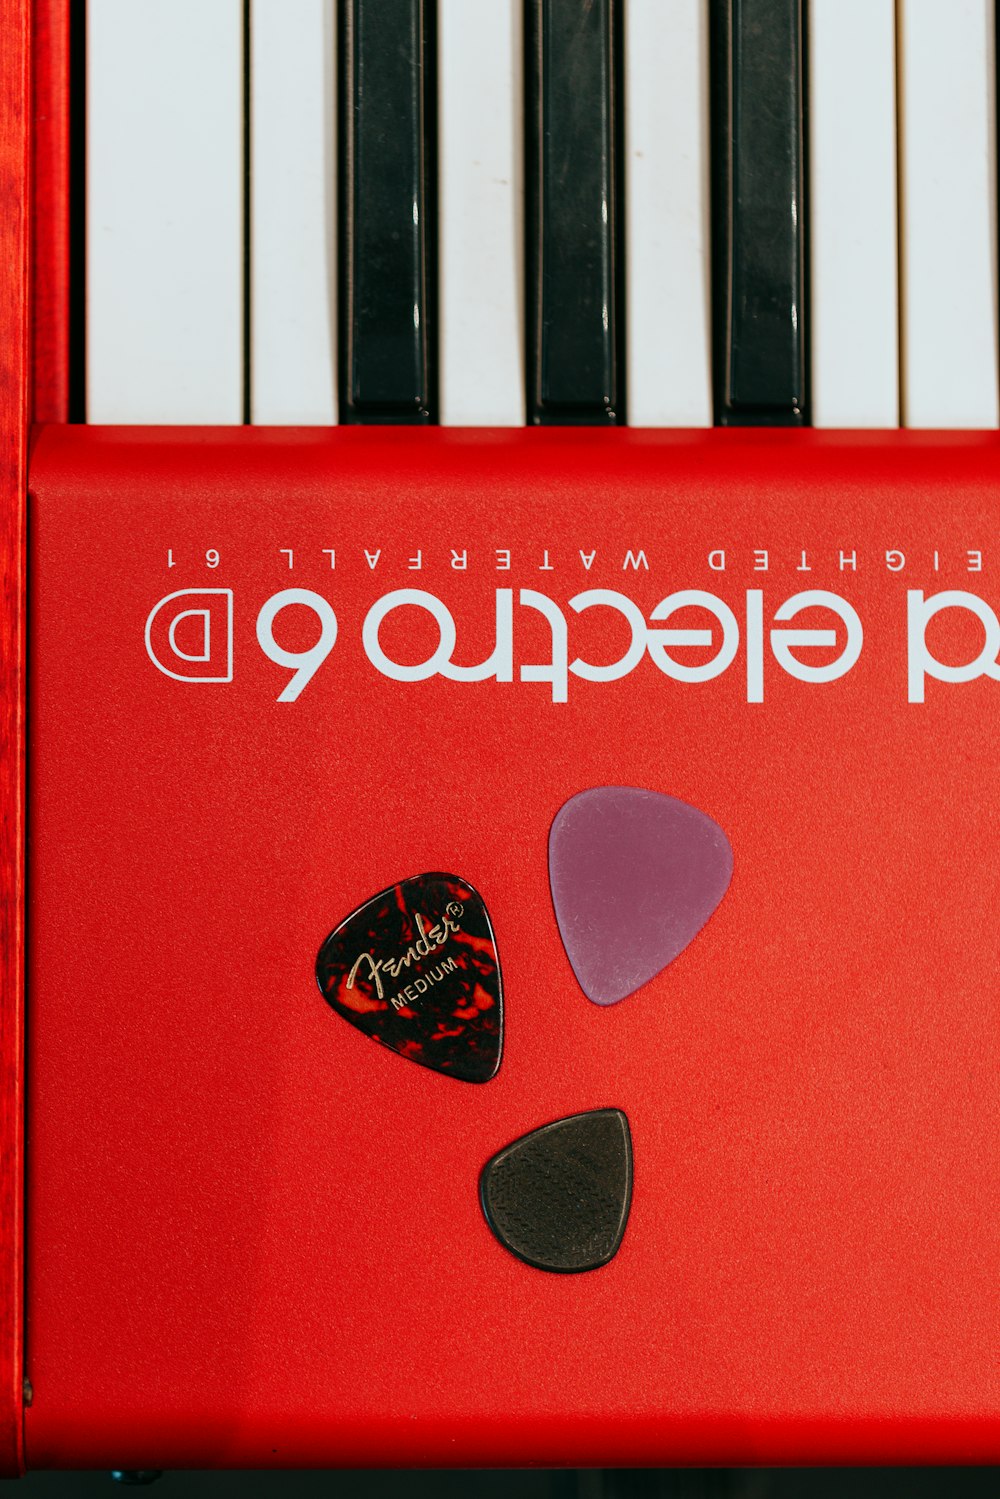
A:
24;424;1000;1467
0;0;29;1476
30;0;71;424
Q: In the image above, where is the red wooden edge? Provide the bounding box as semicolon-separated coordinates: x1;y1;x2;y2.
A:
0;0;29;1475
31;0;70;424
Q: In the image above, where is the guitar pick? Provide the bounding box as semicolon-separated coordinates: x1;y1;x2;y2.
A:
480;1109;633;1273
315;872;502;1082
549;786;733;1005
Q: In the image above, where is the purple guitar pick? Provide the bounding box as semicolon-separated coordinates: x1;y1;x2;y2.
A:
549;787;733;1006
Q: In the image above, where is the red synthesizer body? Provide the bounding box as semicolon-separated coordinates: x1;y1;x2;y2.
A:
4;0;1000;1475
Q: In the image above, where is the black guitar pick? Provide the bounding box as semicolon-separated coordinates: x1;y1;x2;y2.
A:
316;872;502;1083
480;1109;633;1272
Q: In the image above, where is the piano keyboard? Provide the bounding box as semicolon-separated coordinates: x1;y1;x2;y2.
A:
83;0;1000;429
14;2;1000;1473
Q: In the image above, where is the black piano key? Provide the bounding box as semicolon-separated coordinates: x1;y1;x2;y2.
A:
339;0;436;423
711;0;808;426
527;0;624;425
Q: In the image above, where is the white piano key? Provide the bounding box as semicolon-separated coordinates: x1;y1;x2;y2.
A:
439;0;523;426
898;0;999;428
251;0;336;425
625;0;711;428
87;1;243;424
809;0;898;428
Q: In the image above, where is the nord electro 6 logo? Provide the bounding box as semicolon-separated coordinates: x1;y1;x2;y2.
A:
144;585;1000;704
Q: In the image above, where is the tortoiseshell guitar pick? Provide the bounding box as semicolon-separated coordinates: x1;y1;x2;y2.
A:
316;872;502;1082
480;1109;633;1273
